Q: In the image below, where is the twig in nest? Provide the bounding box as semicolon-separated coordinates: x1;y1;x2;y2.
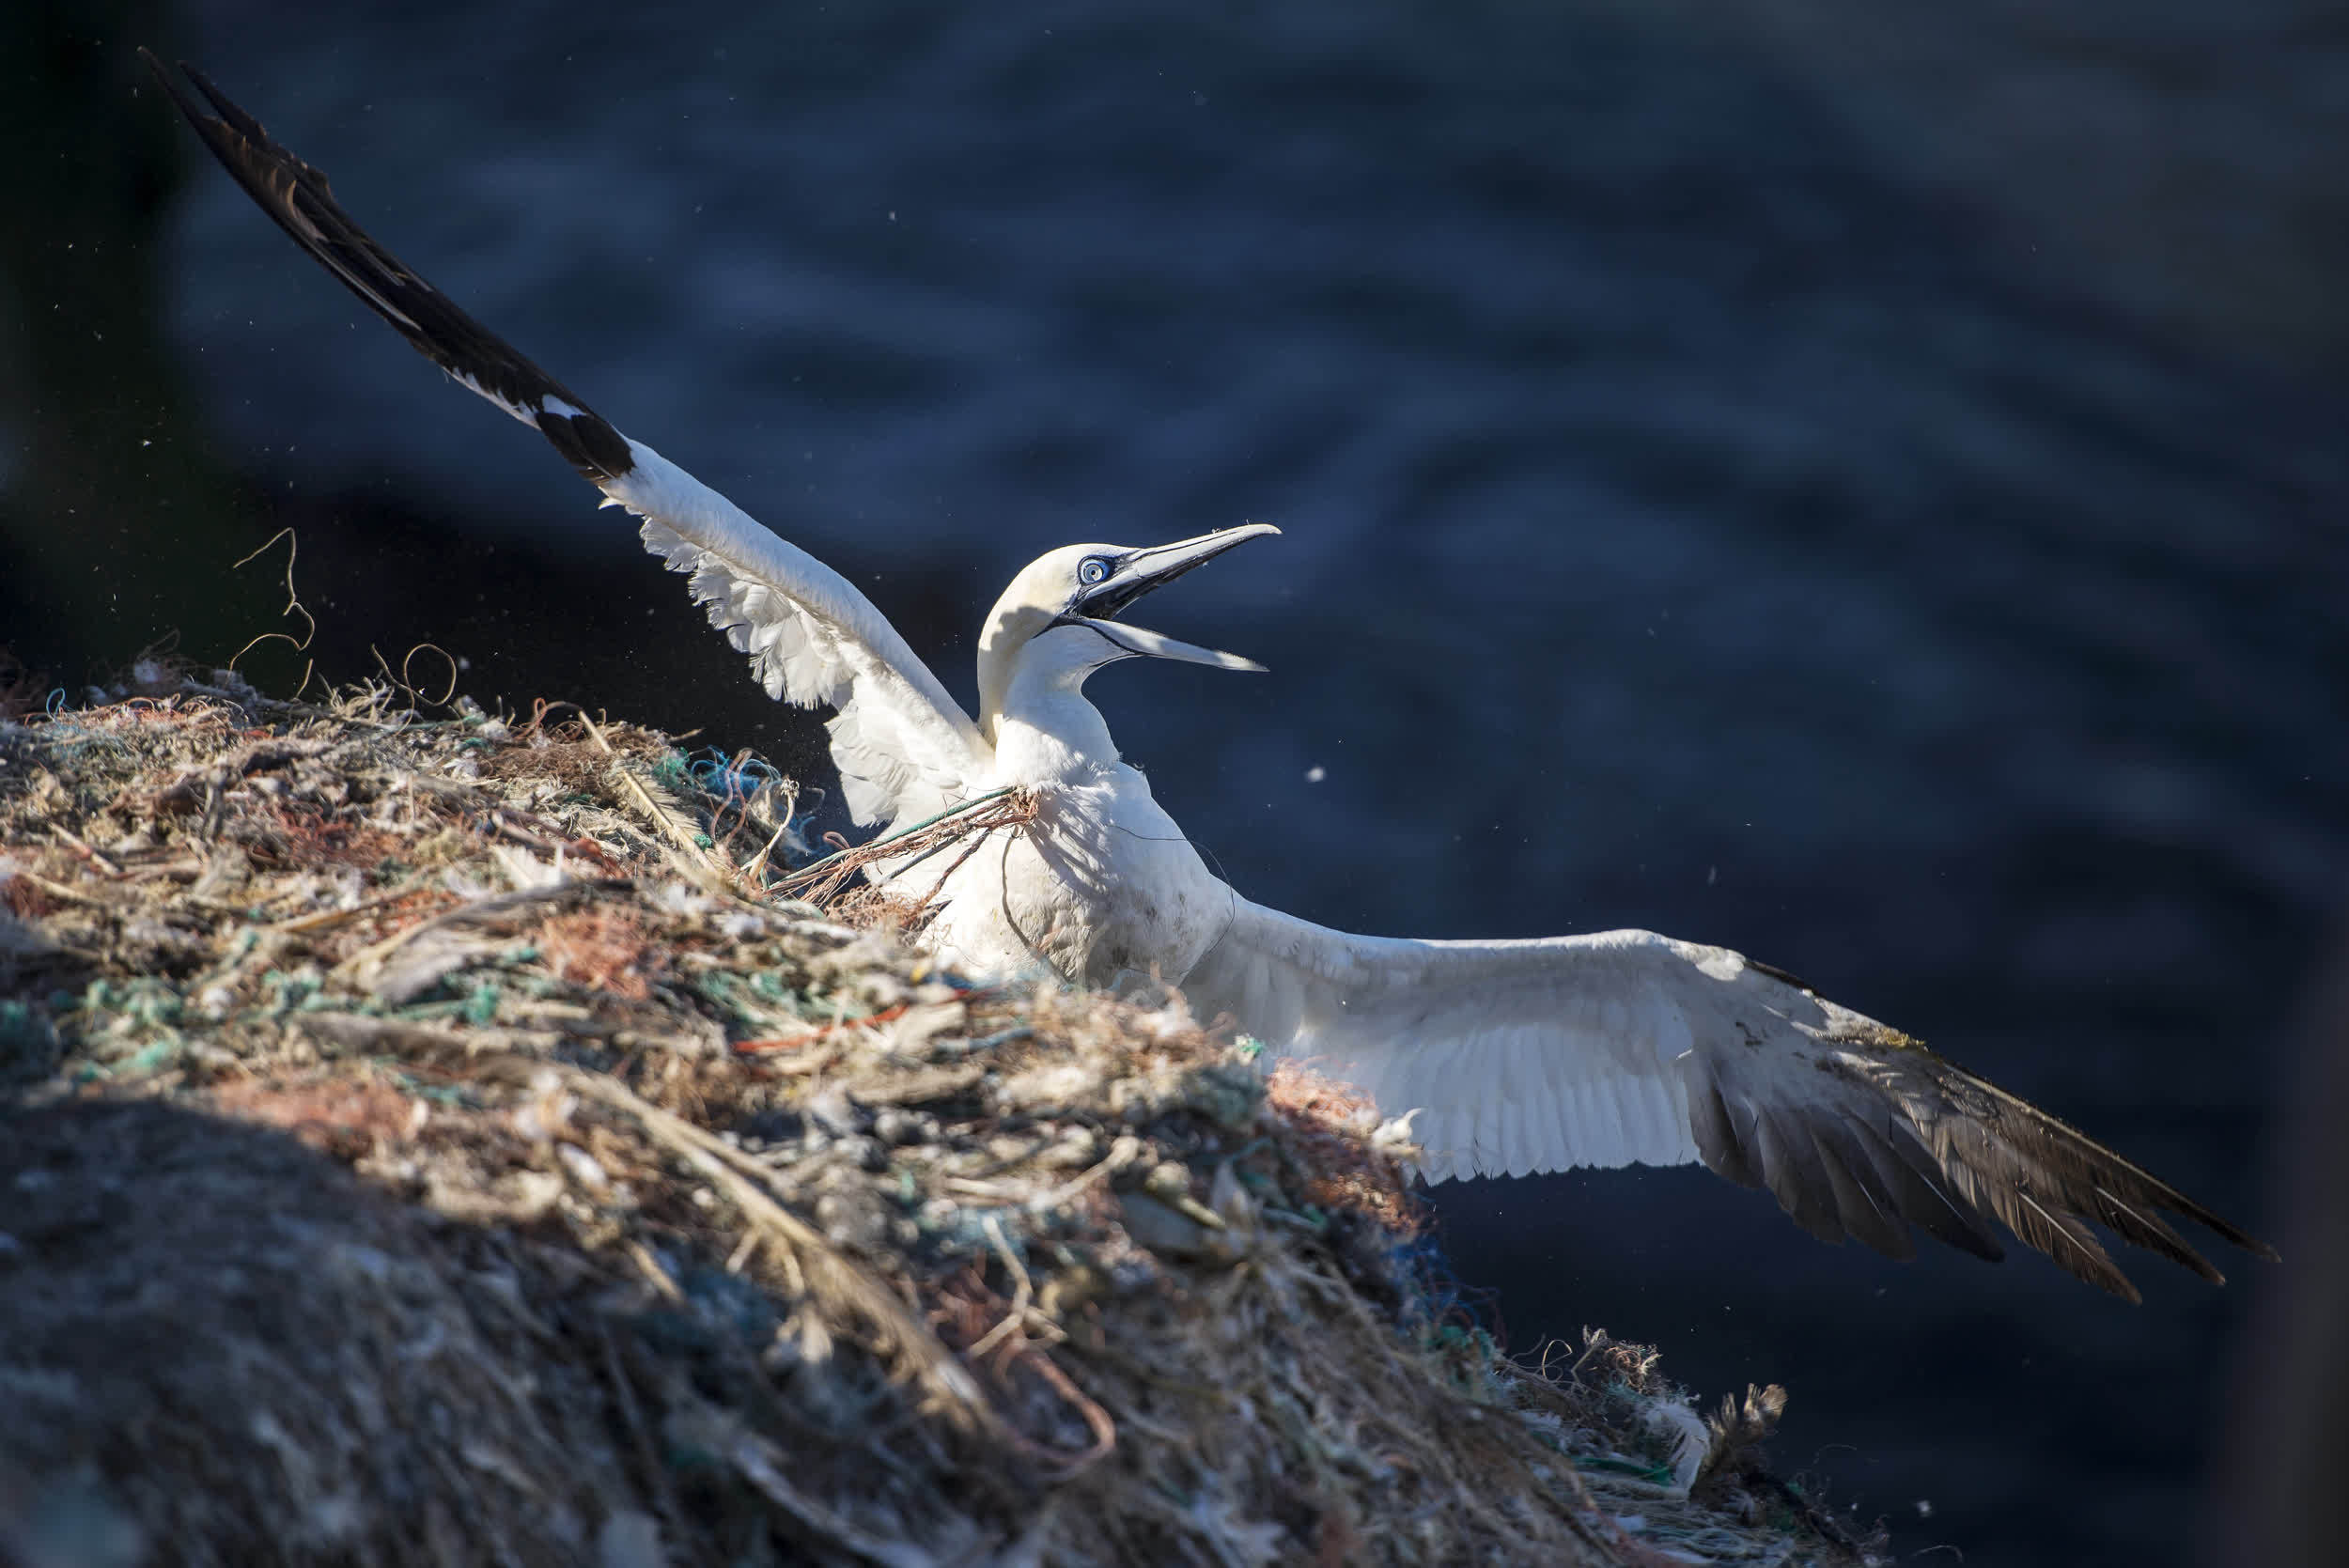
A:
732;1001;909;1057
333;880;620;995
896;821;1009;936
10;870;107;908
370;642;460;708
49;824;124;877
574;708;741;894
957;1217;1116;1477
966;1214;1035;1362
559;1068;1006;1441
625;1238;685;1304
268;879;434;934
229;527;316;697
777;788;1038;912
1028;1134;1142;1213
741;815;797;885
1001;1343;1116;1474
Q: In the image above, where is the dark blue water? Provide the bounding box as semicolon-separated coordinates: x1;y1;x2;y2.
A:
138;1;2349;1560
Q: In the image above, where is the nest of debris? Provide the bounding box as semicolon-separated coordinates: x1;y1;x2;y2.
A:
0;673;1877;1567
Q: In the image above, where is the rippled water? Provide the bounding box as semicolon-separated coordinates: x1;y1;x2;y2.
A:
145;2;2349;1560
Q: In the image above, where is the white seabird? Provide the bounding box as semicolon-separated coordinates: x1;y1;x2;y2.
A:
149;55;2272;1300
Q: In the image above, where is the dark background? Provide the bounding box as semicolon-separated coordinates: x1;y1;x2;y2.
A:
6;2;2346;1561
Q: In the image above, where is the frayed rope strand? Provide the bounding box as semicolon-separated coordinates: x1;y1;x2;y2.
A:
774;786;1036;908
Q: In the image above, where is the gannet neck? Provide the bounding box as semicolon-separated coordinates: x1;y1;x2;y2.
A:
988;627;1122;782
976;602;1052;746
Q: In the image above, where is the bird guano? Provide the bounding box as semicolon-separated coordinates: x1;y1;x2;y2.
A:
148;54;2275;1303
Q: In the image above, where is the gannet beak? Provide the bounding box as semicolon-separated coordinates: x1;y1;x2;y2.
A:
1067;619;1268;672
1076;523;1282;619
1062;522;1280;671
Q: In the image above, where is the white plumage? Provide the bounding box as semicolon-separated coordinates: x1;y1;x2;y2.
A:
613;441;985;831
152;54;2272;1301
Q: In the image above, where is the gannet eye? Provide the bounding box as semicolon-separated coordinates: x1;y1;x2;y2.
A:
1078;557;1112;586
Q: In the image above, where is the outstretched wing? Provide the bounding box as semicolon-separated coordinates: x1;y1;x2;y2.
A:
145;53;988;829
1180;898;2274;1300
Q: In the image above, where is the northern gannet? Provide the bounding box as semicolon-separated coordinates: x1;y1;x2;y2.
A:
149;56;2273;1301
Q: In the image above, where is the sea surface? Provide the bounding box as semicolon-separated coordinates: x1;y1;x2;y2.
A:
68;0;2349;1560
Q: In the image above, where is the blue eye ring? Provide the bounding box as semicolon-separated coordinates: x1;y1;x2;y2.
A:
1079;557;1111;585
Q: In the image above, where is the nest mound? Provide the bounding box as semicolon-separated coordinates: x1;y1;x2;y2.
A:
0;675;1876;1567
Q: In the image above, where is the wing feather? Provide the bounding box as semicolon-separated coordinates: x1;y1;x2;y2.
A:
1878;1126;2006;1262
2091;1188;2222;1285
612;444;987;827
1179;896;2273;1296
1757;1109;1842;1244
1690;1077;1761;1188
1811;1123;1910;1260
147;54;989;830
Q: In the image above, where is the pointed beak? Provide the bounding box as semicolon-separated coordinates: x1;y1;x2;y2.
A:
1075;522;1282;620
1068;620;1268;672
1062;522;1279;670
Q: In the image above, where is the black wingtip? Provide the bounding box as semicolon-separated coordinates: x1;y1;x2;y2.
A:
137;52;224;128
182;64;245;131
137;49;198;117
142;52;638;489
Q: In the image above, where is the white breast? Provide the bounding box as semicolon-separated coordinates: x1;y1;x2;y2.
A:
921;737;1231;988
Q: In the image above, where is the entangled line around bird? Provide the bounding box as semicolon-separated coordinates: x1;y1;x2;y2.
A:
773;786;1039;913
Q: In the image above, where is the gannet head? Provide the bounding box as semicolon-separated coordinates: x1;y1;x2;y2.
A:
977;523;1280;736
